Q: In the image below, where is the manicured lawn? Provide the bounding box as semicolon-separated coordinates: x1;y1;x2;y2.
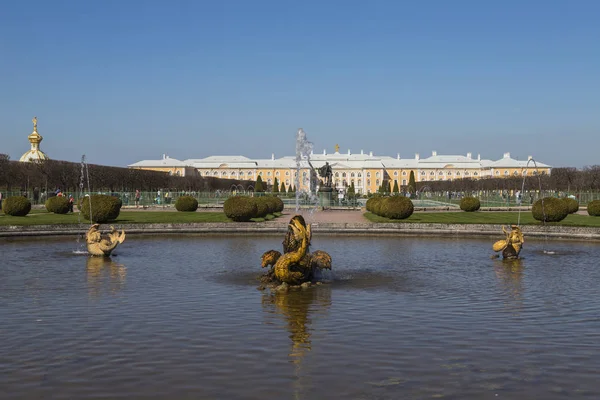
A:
364;211;600;227
0;210;233;226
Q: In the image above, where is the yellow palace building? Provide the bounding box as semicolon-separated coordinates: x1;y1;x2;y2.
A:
128;147;551;194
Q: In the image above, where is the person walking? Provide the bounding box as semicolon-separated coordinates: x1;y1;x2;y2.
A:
135;189;141;208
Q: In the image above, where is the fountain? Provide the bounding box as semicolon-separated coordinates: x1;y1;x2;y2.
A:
294;128;320;213
259;215;332;289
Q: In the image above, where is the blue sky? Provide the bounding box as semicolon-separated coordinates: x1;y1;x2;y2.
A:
1;0;598;167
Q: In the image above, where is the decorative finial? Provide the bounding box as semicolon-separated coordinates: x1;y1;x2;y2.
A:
334;144;339;153
32;116;38;132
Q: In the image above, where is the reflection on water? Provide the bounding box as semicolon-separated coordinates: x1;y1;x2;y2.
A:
262;286;332;400
262;286;331;362
494;259;524;313
86;257;127;297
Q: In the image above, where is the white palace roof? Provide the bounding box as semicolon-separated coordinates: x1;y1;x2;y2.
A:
131;151;551;171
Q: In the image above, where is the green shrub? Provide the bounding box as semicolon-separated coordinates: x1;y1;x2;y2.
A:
2;196;32;216
562;197;579;214
45;196;69;214
587;200;600;216
261;196;278;214
366;196;384;214
80;195;122;223
175;195;198;212
223;196;258;222
460;196;481;212
532;197;569;222
272;196;284;212
253;197;270;218
380;196;414;219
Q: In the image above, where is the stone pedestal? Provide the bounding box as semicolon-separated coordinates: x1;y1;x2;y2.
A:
318;187;333;208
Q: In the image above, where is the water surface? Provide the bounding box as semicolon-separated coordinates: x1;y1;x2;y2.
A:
1;235;599;399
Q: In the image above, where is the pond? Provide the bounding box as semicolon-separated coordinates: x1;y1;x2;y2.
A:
1;234;599;399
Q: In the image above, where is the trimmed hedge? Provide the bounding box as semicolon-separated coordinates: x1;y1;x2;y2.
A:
460;196;481;212
2;196;32;216
175;195;199;212
532;197;569;222
366;196;384;215
562;197;579;214
45;196;69;214
588;200;600;216
80;195;122;223
380;196;414;220
223;196;258;222
253;197;270;218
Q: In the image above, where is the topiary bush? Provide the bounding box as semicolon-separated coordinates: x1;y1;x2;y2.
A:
175;195;198;212
223;196;258;222
562;197;579;214
45;196;69;214
532;197;569;222
460;196;481;212
2;196;32;216
80;195;122;223
261;196;278;214
587;200;600;216
272;196;284;212
253;197;270;218
366;196;384;215
380;196;414;219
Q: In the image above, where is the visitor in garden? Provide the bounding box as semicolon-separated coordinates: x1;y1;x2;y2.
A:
0;191;3;210
135;189;141;208
68;195;74;213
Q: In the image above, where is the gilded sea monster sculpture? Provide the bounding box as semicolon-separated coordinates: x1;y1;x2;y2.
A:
86;224;126;257
493;224;524;259
260;215;332;287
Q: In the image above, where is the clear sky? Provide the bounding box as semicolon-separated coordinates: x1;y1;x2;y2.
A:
1;0;598;168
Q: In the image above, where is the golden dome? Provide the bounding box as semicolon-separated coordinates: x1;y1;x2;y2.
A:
19;116;49;162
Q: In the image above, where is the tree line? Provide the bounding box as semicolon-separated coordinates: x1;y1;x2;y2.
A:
0;155;253;193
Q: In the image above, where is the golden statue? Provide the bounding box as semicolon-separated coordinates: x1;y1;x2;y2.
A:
334;144;340;153
85;224;126;256
493;225;524;259
260;215;332;286
32;116;38;132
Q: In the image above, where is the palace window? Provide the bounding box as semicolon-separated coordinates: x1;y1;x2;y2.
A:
176;171;181;176
248;171;253;176
464;171;469;176
430;171;434;176
421;171;425;176
367;179;371;185
495;171;500;175
231;172;236;176
213;171;218;176
335;172;339;177
402;179;407;185
394;171;398;176
376;179;380;185
376;172;380;178
439;171;443;175
541;171;546;175
259;171;263;175
222;171;227;176
358;173;362;178
286;171;290;176
533;171;538;175
351;172;355;178
268;179;272;184
285;179;290;185
357;180;362;186
205;171;209;175
267;172;271;176
275;171;280;176
335;180;340;186
367;172;371;178
456;171;461;176
474;172;478;176
523;171;528;176
513;171;518;176
402;171;407;176
447;171;452;176
504;170;509;176
303;171;307;177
